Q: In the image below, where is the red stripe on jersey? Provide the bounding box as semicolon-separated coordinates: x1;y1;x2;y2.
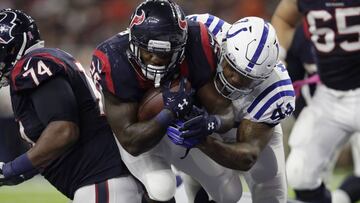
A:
31;53;67;69
11;58;27;91
199;22;216;72
95;184;99;203
179;60;189;77
302;18;311;40
105;180;109;203
94;49;115;94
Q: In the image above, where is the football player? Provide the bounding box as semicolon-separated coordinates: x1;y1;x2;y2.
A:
90;1;238;202
0;9;143;203
272;0;360;202
168;14;295;203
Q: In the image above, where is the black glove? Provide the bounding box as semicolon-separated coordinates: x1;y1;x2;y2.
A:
180;106;221;138
162;78;194;118
0;162;38;186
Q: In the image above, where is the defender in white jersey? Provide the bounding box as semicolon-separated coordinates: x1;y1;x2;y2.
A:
171;15;295;202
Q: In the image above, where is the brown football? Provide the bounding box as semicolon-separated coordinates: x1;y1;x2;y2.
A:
137;79;192;121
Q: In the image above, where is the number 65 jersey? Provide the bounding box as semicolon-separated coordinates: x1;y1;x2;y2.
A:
188;13;296;125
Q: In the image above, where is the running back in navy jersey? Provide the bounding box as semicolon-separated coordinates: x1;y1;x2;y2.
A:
91;20;218;102
10;48;127;199
297;0;360;90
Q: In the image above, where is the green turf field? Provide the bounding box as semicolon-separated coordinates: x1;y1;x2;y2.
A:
0;168;355;203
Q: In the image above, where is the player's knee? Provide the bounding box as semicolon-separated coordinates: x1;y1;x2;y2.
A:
217;174;242;203
144;169;176;201
286;152;321;189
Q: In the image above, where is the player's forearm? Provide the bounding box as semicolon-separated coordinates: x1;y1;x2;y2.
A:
27;121;79;168
197;137;259;171
215;105;235;133
271;0;301;50
119;119;167;156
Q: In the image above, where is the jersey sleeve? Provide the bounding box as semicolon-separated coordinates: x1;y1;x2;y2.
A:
186;13;231;44
11;54;67;92
90;40;144;102
243;63;296;125
30;76;79;125
184;20;221;90
91;48;116;95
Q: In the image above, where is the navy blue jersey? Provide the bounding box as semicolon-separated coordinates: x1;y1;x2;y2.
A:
298;0;360;90
91;20;218;102
10;48;127;199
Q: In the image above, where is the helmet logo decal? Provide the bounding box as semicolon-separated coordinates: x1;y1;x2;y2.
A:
246;21;269;72
129;10;145;28
226;27;248;39
178;18;187;31
175;5;187;30
0;11;17;44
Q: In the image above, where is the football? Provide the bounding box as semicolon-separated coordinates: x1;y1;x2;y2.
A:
137;79;191;121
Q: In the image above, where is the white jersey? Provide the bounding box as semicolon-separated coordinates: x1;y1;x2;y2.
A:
186;13;231;44
232;63;295;125
188;14;295;125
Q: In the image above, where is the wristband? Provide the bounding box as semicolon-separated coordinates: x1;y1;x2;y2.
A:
2;153;35;178
155;109;175;127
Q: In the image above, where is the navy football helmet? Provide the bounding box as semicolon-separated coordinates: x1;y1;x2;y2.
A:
0;8;43;87
128;0;188;87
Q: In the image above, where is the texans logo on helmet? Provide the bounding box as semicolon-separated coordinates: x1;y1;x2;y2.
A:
174;5;187;31
178;18;187;31
0;11;17;44
129;10;145;28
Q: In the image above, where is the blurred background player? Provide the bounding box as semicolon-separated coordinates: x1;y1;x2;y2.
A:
169;14;295;202
0;8;142;203
272;0;360;202
90;0;238;202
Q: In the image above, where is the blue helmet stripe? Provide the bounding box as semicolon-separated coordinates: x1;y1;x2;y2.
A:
204;14;214;28
246;20;269;70
247;79;292;113
254;90;295;119
212;19;225;36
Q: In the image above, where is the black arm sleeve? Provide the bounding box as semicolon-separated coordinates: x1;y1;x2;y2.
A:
30;76;79;125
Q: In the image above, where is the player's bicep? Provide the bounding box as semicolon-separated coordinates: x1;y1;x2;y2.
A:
237;119;274;151
30;77;79;125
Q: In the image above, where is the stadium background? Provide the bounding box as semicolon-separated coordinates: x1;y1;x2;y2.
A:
0;0;353;202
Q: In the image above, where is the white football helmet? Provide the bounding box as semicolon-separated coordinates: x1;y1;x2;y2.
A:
215;16;280;100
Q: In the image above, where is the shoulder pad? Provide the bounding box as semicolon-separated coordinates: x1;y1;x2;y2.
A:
11;54;67;91
244;64;296;124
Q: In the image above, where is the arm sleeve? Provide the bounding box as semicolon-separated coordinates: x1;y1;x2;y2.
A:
30;76;79;125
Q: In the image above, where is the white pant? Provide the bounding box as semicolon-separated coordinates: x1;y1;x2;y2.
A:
287;84;360;190
119;135;242;203
242;125;287;203
213;125;287;203
71;176;143;203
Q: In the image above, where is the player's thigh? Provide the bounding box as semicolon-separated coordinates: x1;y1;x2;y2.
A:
72;176;143;203
118;137;176;201
244;125;287;203
286;105;350;189
172;146;242;203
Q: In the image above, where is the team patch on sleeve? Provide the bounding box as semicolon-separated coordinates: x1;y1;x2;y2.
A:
11;54;67;92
